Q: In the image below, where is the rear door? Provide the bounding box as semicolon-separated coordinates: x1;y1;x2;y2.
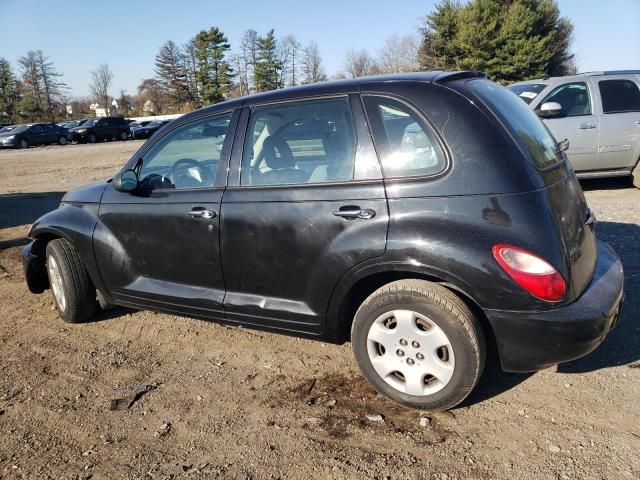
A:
28;125;46;145
220;94;388;335
595;76;640;170
534;81;600;172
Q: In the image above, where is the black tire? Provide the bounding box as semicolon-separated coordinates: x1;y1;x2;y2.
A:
45;239;97;323
87;132;97;144
119;131;128;141
19;139;28;149
351;279;485;411
58;136;68;146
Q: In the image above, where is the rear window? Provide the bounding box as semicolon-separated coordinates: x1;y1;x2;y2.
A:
470;79;561;169
508;83;548;104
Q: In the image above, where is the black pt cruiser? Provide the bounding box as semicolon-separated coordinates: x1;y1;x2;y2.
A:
22;71;624;411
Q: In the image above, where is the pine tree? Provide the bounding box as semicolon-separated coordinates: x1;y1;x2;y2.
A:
195;27;233;105
418;0;575;82
254;30;282;92
35;51;66;122
0;58;20;123
18;51;44;120
155;40;191;109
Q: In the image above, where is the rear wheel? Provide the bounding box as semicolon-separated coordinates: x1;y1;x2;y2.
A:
351;280;485;411
119;131;128;141
58;136;67;145
46;239;97;323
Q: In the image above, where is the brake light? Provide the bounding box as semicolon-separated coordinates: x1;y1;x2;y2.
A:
492;244;566;301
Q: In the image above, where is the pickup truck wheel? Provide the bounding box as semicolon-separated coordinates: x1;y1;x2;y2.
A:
46;239;97;323
632;160;640;189
119;131;128;141
58;136;67;145
351;280;485;411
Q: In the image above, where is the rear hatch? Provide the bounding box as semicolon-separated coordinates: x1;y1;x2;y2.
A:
464;78;597;302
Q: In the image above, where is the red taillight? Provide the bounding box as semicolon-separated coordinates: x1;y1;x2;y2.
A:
492;244;566;301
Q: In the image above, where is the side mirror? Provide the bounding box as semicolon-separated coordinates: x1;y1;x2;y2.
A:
537;102;564;118
113;169;138;193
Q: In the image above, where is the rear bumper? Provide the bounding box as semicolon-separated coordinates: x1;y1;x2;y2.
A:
486;240;624;372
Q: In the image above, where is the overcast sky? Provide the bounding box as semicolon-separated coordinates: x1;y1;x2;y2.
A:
1;0;638;98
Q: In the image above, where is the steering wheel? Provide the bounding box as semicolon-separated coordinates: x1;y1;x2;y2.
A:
169;158;210;188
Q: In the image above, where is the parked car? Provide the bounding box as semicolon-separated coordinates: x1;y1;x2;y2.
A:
69;116;130;143
509;70;640;187
61;119;89;130
22;72;624;411
0;125;17;134
130;120;170;140
0;123;70;148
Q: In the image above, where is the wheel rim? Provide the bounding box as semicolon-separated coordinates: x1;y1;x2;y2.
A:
59;137;67;145
120;132;127;140
89;134;96;143
366;309;455;396
20;140;27;148
47;255;67;312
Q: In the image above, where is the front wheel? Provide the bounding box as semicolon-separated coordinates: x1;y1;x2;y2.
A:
632;160;640;189
58;136;68;145
87;133;97;144
351;280;485;411
46;239;97;323
19;139;28;149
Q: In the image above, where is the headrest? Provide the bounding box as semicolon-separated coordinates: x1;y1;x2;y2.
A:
263;136;295;169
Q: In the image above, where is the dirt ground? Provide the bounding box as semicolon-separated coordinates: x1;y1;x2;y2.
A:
0;142;638;480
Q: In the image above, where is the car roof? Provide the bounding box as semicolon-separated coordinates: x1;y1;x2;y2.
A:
182;71;486;119
511;70;640;86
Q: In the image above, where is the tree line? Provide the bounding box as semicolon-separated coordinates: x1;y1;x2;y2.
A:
0;0;575;124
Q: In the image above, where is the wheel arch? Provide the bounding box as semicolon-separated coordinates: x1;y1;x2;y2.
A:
325;262;497;351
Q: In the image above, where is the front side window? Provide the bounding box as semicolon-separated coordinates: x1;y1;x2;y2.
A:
137;113;232;190
363;96;445;178
539;82;591;116
240;97;356;186
598;79;640;113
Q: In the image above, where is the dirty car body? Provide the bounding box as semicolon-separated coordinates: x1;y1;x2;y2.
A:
23;72;624;410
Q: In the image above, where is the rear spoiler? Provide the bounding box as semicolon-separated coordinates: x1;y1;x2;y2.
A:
433;71;487;83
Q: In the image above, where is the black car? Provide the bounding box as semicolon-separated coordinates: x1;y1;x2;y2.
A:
131;120;170;140
22;72;624;411
68;116;130;143
0;123;70;148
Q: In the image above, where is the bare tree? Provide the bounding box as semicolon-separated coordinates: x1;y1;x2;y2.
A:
183;38;200;105
301;41;327;84
343;48;376;78
18;51;44;115
279;34;302;87
377;33;420;74
35;51;66;122
90;64;114;110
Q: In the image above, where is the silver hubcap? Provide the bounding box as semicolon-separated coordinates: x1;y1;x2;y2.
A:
47;255;67;312
366;309;455;396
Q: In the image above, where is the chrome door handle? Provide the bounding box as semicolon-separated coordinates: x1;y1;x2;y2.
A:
579;123;596;129
333;207;376;220
186;208;216;219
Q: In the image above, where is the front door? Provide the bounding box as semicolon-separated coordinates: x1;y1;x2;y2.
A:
95;110;238;318
220;95;388;335
595;77;640;170
535;81;600;172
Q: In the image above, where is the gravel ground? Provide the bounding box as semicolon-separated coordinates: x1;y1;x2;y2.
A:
0;143;638;479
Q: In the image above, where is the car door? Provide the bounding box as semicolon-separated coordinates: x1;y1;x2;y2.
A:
533;81;599;172
94;110;239;318
28;125;46;146
220;94;388;335
595;76;640;170
42;124;58;143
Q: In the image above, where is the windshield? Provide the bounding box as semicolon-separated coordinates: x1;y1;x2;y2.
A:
82;119;98;127
10;125;30;134
470;79;561;169
508;83;548;104
148;121;163;127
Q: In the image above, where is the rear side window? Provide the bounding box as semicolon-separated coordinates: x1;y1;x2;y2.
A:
469;79;560;170
539;82;591;116
598;79;640;113
363;96;445;178
241;97;356;186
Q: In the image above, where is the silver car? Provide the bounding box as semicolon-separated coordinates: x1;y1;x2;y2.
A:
509;70;640;188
